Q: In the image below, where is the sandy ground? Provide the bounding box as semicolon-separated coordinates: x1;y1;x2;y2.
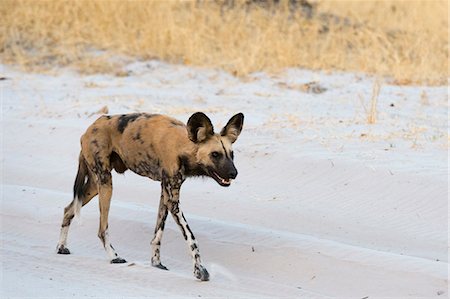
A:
1;61;448;298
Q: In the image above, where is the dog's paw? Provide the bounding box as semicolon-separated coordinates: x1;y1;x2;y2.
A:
110;257;127;264
57;245;70;255
153;263;169;271
194;264;210;281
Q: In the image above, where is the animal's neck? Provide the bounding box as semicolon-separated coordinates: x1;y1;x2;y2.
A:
179;147;206;177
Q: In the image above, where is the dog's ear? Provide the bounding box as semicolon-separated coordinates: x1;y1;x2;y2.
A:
220;113;244;143
187;112;214;143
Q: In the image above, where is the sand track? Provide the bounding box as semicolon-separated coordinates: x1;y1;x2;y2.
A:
1;61;447;298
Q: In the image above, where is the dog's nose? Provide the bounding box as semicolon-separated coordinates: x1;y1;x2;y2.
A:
229;168;238;179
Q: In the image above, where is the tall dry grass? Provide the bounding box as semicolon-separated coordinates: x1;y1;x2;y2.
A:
0;0;448;85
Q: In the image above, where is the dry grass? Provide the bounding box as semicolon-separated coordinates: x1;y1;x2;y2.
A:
0;0;448;85
367;78;381;124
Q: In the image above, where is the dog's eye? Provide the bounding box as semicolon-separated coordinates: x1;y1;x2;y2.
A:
211;151;221;158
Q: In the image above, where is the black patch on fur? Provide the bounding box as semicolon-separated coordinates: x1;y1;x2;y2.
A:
159;215;166;231
155;202;168;233
174;213;188;240
117;113;157;133
93;153;103;170
220;140;230;159
186;225;195;240
62;213;75;227
106;115;112;119
179;155;207;177
93;153;111;184
132;130;141;141
179;155;189;169
146;153;160;167
110;151;127;173
73;156;89;201
117;113;141;133
99;231;106;247
91;140;99;147
131;155;161;180
92;127;98;133
98;172;111;185
182;214;196;240
172;171;184;188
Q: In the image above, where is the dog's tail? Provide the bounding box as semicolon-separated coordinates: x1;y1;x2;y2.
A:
73;152;89;218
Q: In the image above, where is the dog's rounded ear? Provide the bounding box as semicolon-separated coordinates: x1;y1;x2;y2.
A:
220;113;244;144
187;112;214;143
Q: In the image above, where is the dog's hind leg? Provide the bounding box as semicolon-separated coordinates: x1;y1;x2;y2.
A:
97;173;126;264
57;181;98;254
57;157;98;254
151;189;169;270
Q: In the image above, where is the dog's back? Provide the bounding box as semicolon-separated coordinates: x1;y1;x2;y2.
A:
80;113;195;179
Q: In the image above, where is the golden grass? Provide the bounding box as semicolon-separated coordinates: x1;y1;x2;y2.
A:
0;0;448;85
367;79;380;124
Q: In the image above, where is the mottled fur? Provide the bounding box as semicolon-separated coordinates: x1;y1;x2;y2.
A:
57;112;244;281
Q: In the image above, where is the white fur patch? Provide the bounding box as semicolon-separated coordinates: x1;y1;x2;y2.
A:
57;226;69;248
73;198;82;218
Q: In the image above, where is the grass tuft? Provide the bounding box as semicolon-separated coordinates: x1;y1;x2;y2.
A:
368;79;381;124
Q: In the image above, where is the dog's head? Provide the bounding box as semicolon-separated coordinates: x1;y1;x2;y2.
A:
187;112;244;187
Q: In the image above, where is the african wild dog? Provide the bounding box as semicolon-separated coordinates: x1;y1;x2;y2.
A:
56;112;244;281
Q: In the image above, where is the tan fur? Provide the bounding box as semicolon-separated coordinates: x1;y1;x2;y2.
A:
82;114;193;178
57;112;244;281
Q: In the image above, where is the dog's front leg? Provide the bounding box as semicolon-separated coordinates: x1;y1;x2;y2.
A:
162;173;209;281
168;199;209;281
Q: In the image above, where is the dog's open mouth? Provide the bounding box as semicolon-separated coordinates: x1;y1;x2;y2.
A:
209;170;232;187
